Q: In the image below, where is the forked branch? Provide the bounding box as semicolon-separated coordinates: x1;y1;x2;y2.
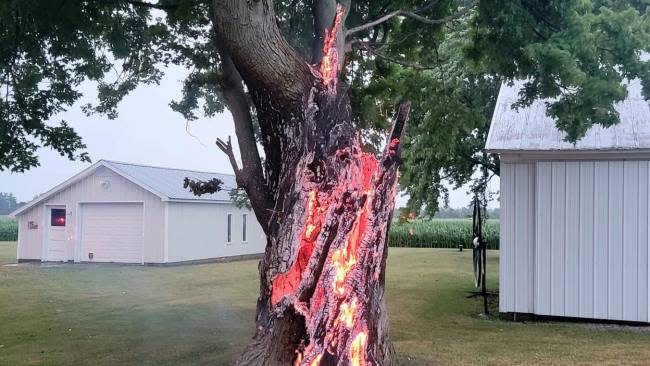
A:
216;136;240;174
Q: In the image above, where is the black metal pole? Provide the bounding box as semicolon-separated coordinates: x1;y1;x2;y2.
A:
477;197;488;315
482;240;488;315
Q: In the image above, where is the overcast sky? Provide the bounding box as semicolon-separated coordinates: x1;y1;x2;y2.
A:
0;66;498;208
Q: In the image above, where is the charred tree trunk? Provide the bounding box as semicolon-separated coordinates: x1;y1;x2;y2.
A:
236;93;409;366
211;1;410;365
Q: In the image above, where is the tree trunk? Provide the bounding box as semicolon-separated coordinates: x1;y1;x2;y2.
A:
211;2;409;365
234;88;408;366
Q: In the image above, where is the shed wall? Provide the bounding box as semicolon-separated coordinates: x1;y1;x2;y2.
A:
16;205;44;260
16;166;165;263
501;158;650;323
166;202;266;262
499;163;536;314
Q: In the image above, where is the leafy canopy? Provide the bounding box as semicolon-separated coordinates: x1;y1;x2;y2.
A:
1;0;649;214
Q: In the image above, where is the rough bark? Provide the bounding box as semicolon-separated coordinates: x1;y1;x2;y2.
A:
235;88;408;366
211;2;410;365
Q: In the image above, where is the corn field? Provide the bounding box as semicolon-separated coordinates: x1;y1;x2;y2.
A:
0;216;500;249
388;219;499;249
0;216;17;241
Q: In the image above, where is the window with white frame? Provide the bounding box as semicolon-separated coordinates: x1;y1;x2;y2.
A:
227;213;232;244
242;214;247;242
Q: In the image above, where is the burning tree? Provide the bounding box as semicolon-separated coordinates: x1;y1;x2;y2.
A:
211;3;409;363
2;0;650;365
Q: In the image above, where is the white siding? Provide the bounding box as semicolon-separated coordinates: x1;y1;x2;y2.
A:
594;161;609;319
503;158;650;322
16;166;165;263
166;202;266;262
550;162;566;315
579;162;595;318
17;206;44;260
499;162;535;314
535;162;552;315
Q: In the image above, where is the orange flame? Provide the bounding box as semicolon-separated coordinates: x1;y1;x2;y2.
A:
320;4;345;89
309;354;323;366
349;331;368;366
275;145;390;365
304;190;321;240
331;153;377;297
332;249;357;296
335;298;358;329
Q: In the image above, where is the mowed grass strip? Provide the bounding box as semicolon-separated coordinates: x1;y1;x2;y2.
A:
1;241;649;365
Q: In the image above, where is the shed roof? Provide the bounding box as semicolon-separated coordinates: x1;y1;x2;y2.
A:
103;160;236;202
11;160;236;217
485;79;650;152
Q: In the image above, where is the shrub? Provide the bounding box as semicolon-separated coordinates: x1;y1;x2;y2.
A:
388;218;499;249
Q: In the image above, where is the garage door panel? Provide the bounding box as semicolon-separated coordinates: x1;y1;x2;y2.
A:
81;203;144;263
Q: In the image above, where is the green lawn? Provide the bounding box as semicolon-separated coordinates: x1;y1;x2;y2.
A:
1;242;649;365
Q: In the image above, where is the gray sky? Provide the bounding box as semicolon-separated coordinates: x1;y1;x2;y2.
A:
0;66;499;208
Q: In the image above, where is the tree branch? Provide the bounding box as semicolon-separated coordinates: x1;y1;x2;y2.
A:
389;101;411;143
216;136;239;172
346;3;475;37
219;51;265;182
461;151;499;176
217;48;274;233
123;0;181;10
213;0;313;110
354;41;437;70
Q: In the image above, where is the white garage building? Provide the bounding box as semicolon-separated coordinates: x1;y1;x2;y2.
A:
487;79;650;323
11;160;266;264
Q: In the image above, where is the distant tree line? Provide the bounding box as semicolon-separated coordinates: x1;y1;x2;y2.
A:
0;193;25;215
434;206;499;220
395;205;500;221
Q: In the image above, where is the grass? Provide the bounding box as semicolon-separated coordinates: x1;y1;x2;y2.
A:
0;216;17;241
1;241;650;365
389;218;500;249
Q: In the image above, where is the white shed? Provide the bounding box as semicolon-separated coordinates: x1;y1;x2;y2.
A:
486;79;650;323
10;160;266;264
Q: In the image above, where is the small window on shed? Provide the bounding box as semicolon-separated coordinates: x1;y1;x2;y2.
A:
51;208;66;227
242;214;247;242
227;214;232;243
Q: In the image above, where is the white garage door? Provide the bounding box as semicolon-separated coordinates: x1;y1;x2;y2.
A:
80;203;144;263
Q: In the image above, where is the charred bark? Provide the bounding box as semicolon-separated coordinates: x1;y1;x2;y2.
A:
211;2;410;365
234;88;410;366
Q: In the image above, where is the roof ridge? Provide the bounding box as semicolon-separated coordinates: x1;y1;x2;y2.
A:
101;159;234;177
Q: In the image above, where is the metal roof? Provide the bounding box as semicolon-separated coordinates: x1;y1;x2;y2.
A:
103;160;236;202
11;160;236;216
485;79;650;152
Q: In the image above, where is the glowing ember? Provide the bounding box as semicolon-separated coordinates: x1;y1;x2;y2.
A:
349;331;368;366
331;153;377;297
332;249;357;296
274;131;402;365
309;354;322;366
335;298;358;329
320;4;344;89
389;138;400;150
272;189;325;305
